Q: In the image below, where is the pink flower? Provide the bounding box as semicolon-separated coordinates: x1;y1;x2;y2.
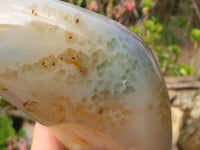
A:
123;3;128;9
89;6;93;11
18;144;27;150
115;12;122;18
7;145;13;150
127;3;135;12
18;138;28;150
123;0;136;12
88;1;98;12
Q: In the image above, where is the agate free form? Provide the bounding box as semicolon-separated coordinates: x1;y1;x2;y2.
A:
0;0;171;150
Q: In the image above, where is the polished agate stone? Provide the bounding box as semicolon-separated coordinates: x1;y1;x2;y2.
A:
0;0;171;150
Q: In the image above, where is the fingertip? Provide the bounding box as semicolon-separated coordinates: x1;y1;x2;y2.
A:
31;122;67;150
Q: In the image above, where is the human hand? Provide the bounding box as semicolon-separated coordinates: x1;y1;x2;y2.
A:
31;123;67;150
31;122;143;150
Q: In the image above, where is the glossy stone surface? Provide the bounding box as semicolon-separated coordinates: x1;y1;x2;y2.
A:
0;0;171;150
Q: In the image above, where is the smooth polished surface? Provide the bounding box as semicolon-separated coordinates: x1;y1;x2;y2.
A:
0;0;171;150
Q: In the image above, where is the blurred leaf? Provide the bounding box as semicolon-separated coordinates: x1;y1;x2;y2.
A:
172;17;187;28
0;128;16;147
161;51;169;59
177;63;194;76
142;0;153;9
0;97;9;107
168;45;181;56
197;74;200;81
144;20;154;31
152;33;161;42
179;68;187;75
0;117;13;128
77;0;84;6
17;129;26;137
190;28;200;42
150;16;160;24
155;24;163;33
130;26;142;36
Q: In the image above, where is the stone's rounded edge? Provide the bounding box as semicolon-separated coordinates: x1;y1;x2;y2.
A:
56;0;156;56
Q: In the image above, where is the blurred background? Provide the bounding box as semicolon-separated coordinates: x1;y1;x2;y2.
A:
0;0;200;150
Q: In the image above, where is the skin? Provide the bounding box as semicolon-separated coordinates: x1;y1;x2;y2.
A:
31;123;68;150
31;123;143;150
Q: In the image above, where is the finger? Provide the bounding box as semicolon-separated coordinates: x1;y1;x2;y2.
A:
31;122;67;150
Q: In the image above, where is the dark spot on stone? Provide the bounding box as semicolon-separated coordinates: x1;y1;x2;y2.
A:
72;57;75;60
123;85;135;94
91;95;99;100
114;83;123;89
134;60;138;65
23;100;39;112
32;9;35;14
122;75;127;80
41;61;48;69
1;88;8;91
125;69;131;74
99;109;103;114
76;19;79;23
96;63;105;71
52;62;56;66
69;36;72;39
57;105;64;112
99;90;111;97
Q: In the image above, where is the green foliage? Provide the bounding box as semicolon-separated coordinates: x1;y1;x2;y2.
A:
143;20;163;45
0;99;27;149
130;18;194;76
0;97;9;107
142;0;153;9
161;23;176;45
17;129;26;137
197;74;200;81
190;28;200;42
0;114;27;149
168;45;181;62
144;20;163;33
76;0;84;6
62;0;86;7
176;64;194;76
172;17;187;28
168;45;181;56
129;26;142;36
150;16;161;24
0;116;16;148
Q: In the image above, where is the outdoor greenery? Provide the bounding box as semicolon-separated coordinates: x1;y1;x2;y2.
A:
0;98;28;150
198;73;200;81
130;19;194;76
